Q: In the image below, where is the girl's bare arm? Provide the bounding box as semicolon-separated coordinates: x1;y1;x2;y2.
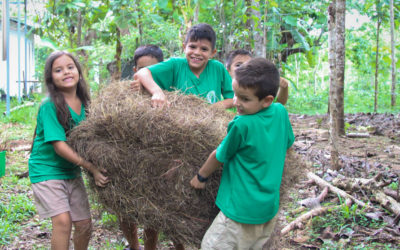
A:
52;141;109;187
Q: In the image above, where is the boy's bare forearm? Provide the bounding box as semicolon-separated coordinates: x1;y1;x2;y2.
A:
214;98;234;109
136;68;163;95
276;77;289;105
198;150;222;177
190;150;222;189
135;68;167;107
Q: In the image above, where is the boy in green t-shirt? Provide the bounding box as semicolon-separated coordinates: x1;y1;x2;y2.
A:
131;23;234;108
225;49;290;105
121;44;164;250
190;58;295;249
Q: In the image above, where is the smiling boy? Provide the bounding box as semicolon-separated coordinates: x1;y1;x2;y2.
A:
225;49;290;105
191;58;295;249
131;23;234;108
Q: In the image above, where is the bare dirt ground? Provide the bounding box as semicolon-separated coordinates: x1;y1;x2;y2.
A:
4;112;400;249
277;112;400;248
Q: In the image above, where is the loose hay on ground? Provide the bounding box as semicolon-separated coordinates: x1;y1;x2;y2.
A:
68;81;306;247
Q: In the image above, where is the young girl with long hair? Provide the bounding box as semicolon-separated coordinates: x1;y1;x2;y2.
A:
29;51;109;250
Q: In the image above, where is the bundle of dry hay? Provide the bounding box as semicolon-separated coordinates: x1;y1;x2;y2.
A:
68;81;306;247
69;81;232;246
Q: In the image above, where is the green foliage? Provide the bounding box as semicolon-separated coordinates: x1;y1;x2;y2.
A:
286;82;329;114
92;240;125;250
309;204;387;248
0;187;36;245
100;211;118;228
0;95;43;126
388;181;398;190
27;0;400;115
1;104;39;125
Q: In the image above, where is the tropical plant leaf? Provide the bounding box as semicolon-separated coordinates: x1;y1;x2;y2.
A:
291;29;310;51
38;38;59;51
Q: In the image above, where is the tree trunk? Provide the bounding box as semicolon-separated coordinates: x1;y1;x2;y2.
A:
77;10;82;47
262;0;268;58
251;0;263;57
227;0;237;54
76;10;89;80
328;0;339;169
194;2;199;24
374;15;381;113
134;0;142;46
390;0;396;107
335;0;346;135
112;27;122;81
219;0;228;60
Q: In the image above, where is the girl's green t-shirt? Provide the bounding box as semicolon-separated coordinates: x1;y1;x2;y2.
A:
29;98;85;184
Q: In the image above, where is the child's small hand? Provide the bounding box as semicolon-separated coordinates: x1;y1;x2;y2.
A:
280;77;289;89
190;175;206;189
93;168;110;187
151;91;169;108
131;74;142;92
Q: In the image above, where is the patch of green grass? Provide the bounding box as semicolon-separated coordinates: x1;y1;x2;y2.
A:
388;181;398;191
0;98;41;145
0;94;43;124
308;204;391;248
4;151;30;177
100;211;118;228
1;175;31;192
88;239;125;250
0;192;36;245
2;104;39;125
1;123;35;141
0;150;36;246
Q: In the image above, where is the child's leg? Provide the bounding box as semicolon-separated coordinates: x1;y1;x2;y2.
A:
172;241;184;250
73;218;92;250
119;219;140;250
201;211;235;249
144;228;158;250
51;212;73;249
68;177;92;249
252;214;278;249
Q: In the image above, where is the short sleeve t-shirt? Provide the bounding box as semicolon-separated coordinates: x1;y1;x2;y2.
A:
148;58;234;104
215;103;295;224
29;98;86;184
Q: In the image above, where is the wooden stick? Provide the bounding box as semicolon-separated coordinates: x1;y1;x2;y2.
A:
281;206;330;235
307;172;373;210
346;133;370;138
375;191;400;215
383;188;399;200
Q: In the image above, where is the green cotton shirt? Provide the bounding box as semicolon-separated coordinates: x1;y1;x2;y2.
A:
148;57;234;104
29;98;85;184
215;103;295;224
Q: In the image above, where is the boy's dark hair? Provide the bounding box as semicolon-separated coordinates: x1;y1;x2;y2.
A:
133;45;164;66
225;49;252;70
184;23;216;50
235;58;280;100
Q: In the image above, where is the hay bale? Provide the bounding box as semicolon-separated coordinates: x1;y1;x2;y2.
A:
280;148;309;203
68;81;233;246
68;81;305;247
